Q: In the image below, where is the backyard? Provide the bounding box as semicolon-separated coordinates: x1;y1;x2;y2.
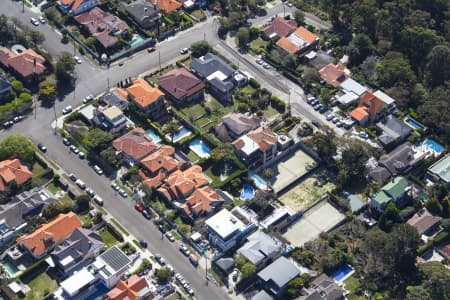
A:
24;272;58;300
345;277;364;300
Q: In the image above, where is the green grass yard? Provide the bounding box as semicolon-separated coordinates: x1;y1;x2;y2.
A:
45;180;61;194
250;37;269;53
24;272;58;300
31;161;47;178
98;227;119;248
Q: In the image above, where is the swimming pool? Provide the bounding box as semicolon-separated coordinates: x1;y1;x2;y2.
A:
189;138;211;159
129;35;144;47
404;117;425;130
168;127;192;143
145;128;162;144
240;184;255;200
331;264;354;282
3;259;19;276
248;171;268;190
423;139;444;155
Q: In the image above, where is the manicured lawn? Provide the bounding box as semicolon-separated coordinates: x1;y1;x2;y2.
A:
24;272;58;300
187;150;201;162
59;194;72;206
31;161;47;178
133;239;144;250
190;9;206;20
98;227;119;248
171;230;181;240
250;37;269;53
345;276;365;300
263;105;279;119
46;180;61;194
78;213;91;226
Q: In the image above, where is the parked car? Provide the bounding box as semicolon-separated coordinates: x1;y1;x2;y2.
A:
3;121;13;129
93;195;103;206
179;244;190;256
336;121;343;127
158;224;166;233
37;143;47;152
165;232;175;242
30;18;39;26
69;173;77;181
255;58;263;64
63;138;71;146
147;47;156;53
75;179;86;189
262;63;270;69
319;105;329;114
154;253;165;265
62;105;72;114
135;203;144;212
326;113;335;121
78;152;85;159
359;132;369;139
311;120;321;128
93;165;103;175
332;116;339;123
314;103;322;111
111;182;120;191
71;147;80;155
86;188;95;197
232;269;239;281
118;189;128;198
142;209;151;220
187;288;194;296
189;254;198;266
13;115;23;123
306;96;316;104
82;94;93;103
139;240;148;248
73;56;82;64
38;16;45;24
180;47;189;54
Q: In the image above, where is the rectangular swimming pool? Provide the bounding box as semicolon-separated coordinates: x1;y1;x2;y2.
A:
248;171;268;190
331;264;354;282
404;117;425;130
145;128;162;144
189;138;211;159
168;127;192;143
423;138;444;155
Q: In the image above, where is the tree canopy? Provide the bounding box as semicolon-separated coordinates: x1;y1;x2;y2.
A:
0;135;35;163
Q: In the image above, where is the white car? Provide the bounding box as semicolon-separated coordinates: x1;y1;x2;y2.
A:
165;232;175;242
75;179;86;189
82;94;93;103
93;195;104;206
111;182;120;191
179;47;189;54
118;189;128;198
30;18;39;26
287;2;293;7
62;105;72;114
93;165;103;175
262;63;270;69
73;56;82;64
86;188;95;197
38;16;45;24
255;58;263;65
326;113;335;121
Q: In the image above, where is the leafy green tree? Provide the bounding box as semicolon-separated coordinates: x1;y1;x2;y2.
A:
75;195;90;212
419;261;450;300
312;126;337;160
38;80;56;102
405;285;431;300
418;86;450;144
100;147;121;169
234;253;246;269
11;80;23;95
85;37;97;48
302;67;320;86
42;202;72;220
378;202;402;232
236;27;250;48
347;34;375;66
0;134;35;163
155;267;172;283
425;197;442;215
425;45;450;87
162;119;180;144
294;10;305;25
55;51;75;85
376;51;416;88
210;143;234;164
288;276;305;297
87;128;113;150
240;262;256;279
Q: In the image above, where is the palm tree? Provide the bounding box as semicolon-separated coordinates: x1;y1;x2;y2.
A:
162;119;180;144
262;168;274;190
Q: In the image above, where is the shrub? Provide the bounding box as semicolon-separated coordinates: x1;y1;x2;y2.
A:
270;96;286;112
249;78;260;89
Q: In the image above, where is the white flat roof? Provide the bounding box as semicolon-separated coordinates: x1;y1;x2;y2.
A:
239;134;259;156
374;90;395;105
8;282;21;293
207;70;228;82
337;91;358;105
206;209;245;239
60;255;74;267
340;78;367;96
61;268;96;296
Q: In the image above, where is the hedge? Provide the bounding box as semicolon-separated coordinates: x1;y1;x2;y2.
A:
249;78;260;89
106;222;124;242
270;96;286;112
19;257;49;283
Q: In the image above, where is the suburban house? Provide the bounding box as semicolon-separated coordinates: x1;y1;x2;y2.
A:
0;159;33;192
126;78;166;119
74;7;130;49
181;185;224;220
158;68;205;104
102;88;129;111
190;53;235;102
262;16;297;40
305;274;345;300
276;26;319;55
370;176;411;212
120;0;161;29
368;142;425;184
373;90;397;113
157;165;209;202
436;243;450;263
112;127;159;165
156;0;182;13
205;208;249;252
406;208;442;238
58;0;99;15
232;124;278;169
349;91;388;125
51;228;105;275
0;47;46;82
0;72;11;98
215;113;261;142
251;290;273;300
0;188;57;248
237;230;282;270
91;245;132;288
376;116;412;147
56;267;98;299
335;78;367;107
106;275;153;300
17;212;82;259
94;105;128;133
139;145;181;191
427;154;450;186
257;256;300;299
319;63;350;88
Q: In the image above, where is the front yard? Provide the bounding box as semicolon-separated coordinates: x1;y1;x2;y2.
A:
24;272;58;300
98;227;120;248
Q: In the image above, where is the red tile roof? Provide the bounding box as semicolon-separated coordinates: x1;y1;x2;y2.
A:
158;165;208;201
106;275;150;300
276;37;298;54
0;159;33;192
319;63;350;87
61;0;87;11
182;186;223;217
0;47;46;79
112;128;158;161
74;7;129;49
358;92;385;119
349;106;369;122
157;0;182;12
140;145;179;174
245;124;277;152
262;16;297;38
294;26;318;44
126;78;164;108
158;68;205;101
139;168;167;190
17;212;82;257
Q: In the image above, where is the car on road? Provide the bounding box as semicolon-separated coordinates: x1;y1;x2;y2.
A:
158;224;166;233
75;179;86;189
232;268;239;281
37;143;47;152
189;254;198;266
38;16;45;24
73;56;82;64
111;182;120;191
78;152;85;159
62;105;72;114
13;115;23;123
359;132;369;139
154;253;165;265
3;121;13;129
63;138;71;146
69;173;77;181
134;203;144;212
332;116;340;123
71;146;80;154
142;209;151;220
118;189;128;198
319;105;329;114
311;120;321;128
314;103;322;111
287;2;293;6
179;47;189;54
255;58;263;65
179;244;190;256
336;120;343;127
30;18;39;26
82;94;93;103
93;165;103;175
306;96;316;104
187;288;194;296
139;240;148;248
147;47;156;53
326;113;335;121
86;188;95;197
165;232;175;242
93;195;104;206
262;63;270;69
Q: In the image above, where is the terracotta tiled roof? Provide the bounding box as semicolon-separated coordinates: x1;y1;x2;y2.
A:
158;165;208;201
61;0;85;10
17;212;82;257
0;159;33;192
158;68;205;101
262;16;297;38
126;78;164;108
157;0;182;12
114;87;128;100
112;128;158;161
276;37;298;54
319;63;350;87
182;186;223;217
107;275;149;300
139;168;167;190
0;47;46;79
358;92;385;118
140;145;179;174
247;125;277;152
294;26;318;44
350;106;369;122
437;243;450;260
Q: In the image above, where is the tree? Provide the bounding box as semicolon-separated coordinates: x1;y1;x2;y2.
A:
87;128;113;150
100;147;121;169
376;51;416;89
347;34;375;66
419;261;450;300
335;138;370;188
312;126;337;159
75;195;90;212
302;67;320;86
210;143;234;164
252;190;274;217
425;45;450;87
55;51;75;85
425;197;442;215
294;10;305;25
162;119;180;144
38;80;56;102
236;27;250;48
378;202;401;232
42;202;72;220
281;54;296;69
234;253;246;269
11;80;24;95
288;276;305;297
28;30;45;47
262;168;273;189
155;267;172;283
405;285;431;300
240;262;256;279
85;37;97;48
0;134;35;163
190;41;212;58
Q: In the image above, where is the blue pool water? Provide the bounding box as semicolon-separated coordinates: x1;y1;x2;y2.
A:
240;184;255;200
169;127;192;143
404;117;425;130
423;139;444;155
130;35;144;47
145;129;162;144
3;260;19;276
189;138;211;159
331;264;354;282
249;171;268;190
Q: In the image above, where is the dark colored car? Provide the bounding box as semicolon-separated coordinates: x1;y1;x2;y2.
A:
63;138;71;146
311;120;321;128
142;209;151;220
139;240;148;248
37;143;47;152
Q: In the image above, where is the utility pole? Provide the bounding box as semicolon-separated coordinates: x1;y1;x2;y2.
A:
288;91;291;117
203;32;206;41
22;0;25;13
283;3;286;18
53;104;57;134
158;51;161;75
33;95;36;119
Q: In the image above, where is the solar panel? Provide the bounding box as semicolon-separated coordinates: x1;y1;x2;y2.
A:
99;246;131;272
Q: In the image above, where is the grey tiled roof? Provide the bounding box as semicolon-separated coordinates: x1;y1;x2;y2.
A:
257;256;299;289
190;53;234;78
